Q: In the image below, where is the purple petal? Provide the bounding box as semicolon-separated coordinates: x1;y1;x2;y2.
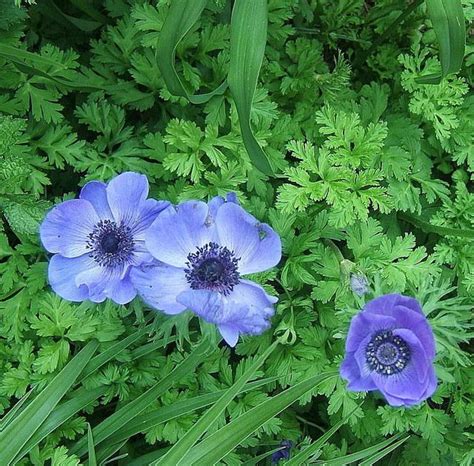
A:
80;181;113;219
130;263;189;314
346;312;396;352
106;172;149;226
341;354;377;391
146;201;215;268
40;200;99;258
373;330;430;402
353;334;374;377
48;254;92;302
396;295;424;315
215;202;281;275
363;294;403;316
392;306;436;359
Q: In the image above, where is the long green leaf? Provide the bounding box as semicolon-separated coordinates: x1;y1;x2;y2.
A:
0;44;103;91
155;342;278;465
182;372;338;465
418;0;466;83
87;423;97;466
286;404;361;465
314;433;407;465
399;212;474;238
0;340;98;465
359;435;410;466
13;387;106;463
70;339;211;457
103;377;277;447
0;389;33;432
79;325;156;382
156;0;227;104
228;0;272;175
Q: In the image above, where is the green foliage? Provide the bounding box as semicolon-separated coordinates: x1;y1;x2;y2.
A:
0;0;472;465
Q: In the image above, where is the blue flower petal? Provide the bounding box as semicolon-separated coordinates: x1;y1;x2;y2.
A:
177;288;222;317
48;254;93;302
215;202;281;275
40;199;100;258
131;263;189;314
345;312;396;352
80;181;113;219
107;273;137;305
132;198;170;235
217;324;240;347
146;201;215;268
341;354;377;391
106;172;149;226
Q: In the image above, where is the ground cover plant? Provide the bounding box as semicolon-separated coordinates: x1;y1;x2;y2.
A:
0;0;472;465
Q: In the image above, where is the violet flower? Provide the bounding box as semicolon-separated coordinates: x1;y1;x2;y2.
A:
130;194;282;346
340;294;437;407
271;440;293;463
40;172;169;304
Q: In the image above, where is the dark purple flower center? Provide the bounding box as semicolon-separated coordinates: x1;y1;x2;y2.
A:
185;242;240;295
366;330;410;376
86;219;135;267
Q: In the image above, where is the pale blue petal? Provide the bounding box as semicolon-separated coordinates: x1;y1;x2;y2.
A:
146;201;215;268
48;254;93;302
215;202;281;275
80;181;113;219
131;263;189;314
106;172;149;226
40;199;99;258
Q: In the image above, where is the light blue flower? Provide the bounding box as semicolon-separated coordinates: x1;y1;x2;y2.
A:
131;194;282;346
40;172;169;304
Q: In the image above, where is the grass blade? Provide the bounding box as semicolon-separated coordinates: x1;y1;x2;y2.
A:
79;325;156;382
314;433;407;465
0;340;98;465
70;339;211;457
104;377;277;447
156;0;227;104
154;342;278;465
418;0;466;83
0;389;33;432
359;435;410;466
286;404;361;465
13;387;106;463
182;371;338;465
398;212;474;238
228;0;272;175
87;423;97;466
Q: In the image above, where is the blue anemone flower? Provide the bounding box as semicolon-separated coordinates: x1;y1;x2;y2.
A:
40;172;169;304
340;294;437;407
130;194;282;346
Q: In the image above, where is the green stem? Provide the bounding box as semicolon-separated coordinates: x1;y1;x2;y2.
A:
295;415;325;434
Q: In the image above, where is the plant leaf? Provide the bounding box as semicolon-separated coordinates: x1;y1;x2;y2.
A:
0;340;98;465
156;0;227;104
228;0;273;175
181;372;338;465
155;342;278;465
417;0;466;84
70;339;211;457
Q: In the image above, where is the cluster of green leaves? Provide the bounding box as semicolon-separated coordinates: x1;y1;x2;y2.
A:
0;0;472;465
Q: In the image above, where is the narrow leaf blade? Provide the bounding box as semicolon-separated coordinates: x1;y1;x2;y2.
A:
0;340;98;465
156;0;227;104
228;0;273;174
